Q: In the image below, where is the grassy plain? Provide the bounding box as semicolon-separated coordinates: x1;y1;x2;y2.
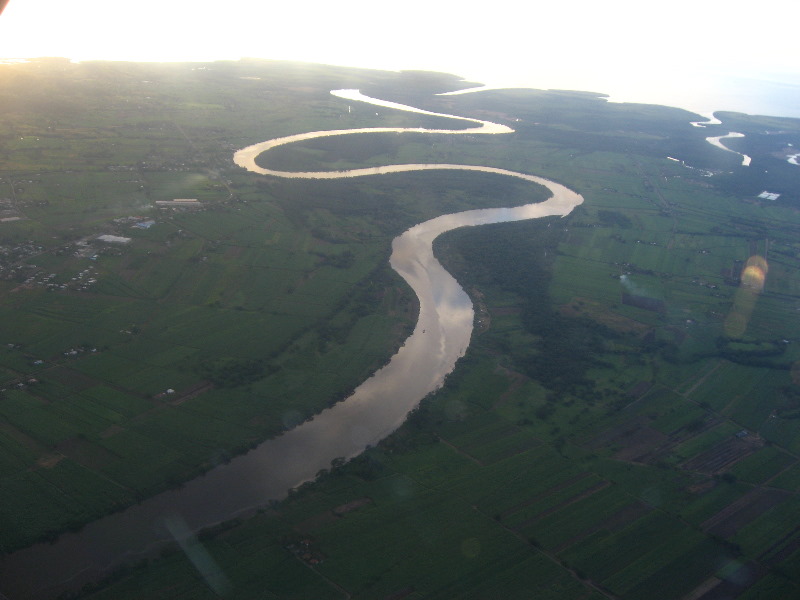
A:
1;59;800;599
1;60;479;552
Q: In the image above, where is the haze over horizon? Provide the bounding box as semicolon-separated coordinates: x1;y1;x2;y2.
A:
1;0;799;118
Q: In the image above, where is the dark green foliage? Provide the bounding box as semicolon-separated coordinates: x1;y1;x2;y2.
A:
598;210;633;228
437;218;621;393
316;249;355;269
342;451;387;481
198;356;267;387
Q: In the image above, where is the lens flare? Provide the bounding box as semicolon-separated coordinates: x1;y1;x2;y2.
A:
741;255;768;292
164;515;232;596
723;309;750;338
723;255;767;338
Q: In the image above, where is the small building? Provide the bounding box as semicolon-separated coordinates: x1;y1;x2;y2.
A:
96;234;132;244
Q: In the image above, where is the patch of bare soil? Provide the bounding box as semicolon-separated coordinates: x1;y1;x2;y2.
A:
628;380;653;399
686;479;716;495
295;498;373;533
559;297;650;335
0;420;44;453
681;436;763;474
55;435;118;469
554;501;652;553
488;437;543;464
168;381;214;406
35;453;64;469
758;524;800;566
702;489;790;538
516;481;611;531
333;497;372;515
492;367;528;409
500;472;592;520
583;416;648;450
100;424;124;439
583;416;670;463
695;562;767;600
613;425;670;462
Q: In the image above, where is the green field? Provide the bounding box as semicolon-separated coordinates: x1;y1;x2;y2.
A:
1;59;800;599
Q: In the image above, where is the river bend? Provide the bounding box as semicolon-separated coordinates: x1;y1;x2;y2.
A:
0;88;582;599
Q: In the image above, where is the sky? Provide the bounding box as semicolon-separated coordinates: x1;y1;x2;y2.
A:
1;0;798;118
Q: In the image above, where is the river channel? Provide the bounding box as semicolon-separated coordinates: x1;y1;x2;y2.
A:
0;89;582;599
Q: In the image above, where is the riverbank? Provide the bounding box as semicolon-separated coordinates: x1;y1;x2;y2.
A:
0;85;581;600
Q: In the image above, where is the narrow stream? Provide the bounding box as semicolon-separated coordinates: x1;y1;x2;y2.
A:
0;89;582;599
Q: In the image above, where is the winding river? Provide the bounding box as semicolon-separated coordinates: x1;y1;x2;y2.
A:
0;89;582;599
705;131;752;167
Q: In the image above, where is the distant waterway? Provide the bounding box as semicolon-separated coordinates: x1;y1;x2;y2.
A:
0;89;582;599
704;132;752;167
690;116;723;128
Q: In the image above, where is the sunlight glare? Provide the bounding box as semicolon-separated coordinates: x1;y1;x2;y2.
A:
0;0;798;116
